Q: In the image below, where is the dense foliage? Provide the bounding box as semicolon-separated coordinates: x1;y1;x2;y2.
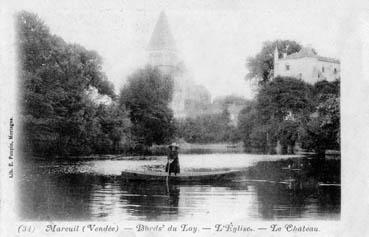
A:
238;77;340;154
176;109;239;143
119;66;175;148
18;11;130;156
300;81;340;154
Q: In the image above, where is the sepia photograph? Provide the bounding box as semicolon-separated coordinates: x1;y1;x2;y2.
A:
1;0;369;236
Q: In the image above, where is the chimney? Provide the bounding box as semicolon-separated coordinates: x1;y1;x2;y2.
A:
274;46;279;61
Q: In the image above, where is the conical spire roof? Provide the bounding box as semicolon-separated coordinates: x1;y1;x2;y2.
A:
148;11;176;51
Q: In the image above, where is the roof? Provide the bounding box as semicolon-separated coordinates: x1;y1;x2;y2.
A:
147;11;176;51
280;46;340;64
316;56;340;64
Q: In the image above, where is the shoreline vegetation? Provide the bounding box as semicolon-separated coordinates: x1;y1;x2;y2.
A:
23;144;337;161
18;12;340;159
22;155;340;189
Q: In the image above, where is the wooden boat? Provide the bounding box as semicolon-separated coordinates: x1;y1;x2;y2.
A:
121;170;244;183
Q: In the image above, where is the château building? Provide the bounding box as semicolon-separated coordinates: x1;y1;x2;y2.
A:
273;45;340;84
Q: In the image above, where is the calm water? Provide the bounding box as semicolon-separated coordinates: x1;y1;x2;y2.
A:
17;153;340;221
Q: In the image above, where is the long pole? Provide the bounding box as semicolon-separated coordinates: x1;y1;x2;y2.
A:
166;159;171;193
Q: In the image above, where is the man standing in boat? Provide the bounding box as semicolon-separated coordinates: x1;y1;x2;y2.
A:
166;143;180;176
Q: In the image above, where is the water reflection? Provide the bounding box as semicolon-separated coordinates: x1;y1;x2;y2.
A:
17;155;340;221
116;182;180;221
18;174;93;220
253;183;339;220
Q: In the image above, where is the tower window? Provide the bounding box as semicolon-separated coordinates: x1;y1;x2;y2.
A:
285;64;290;71
334;68;337;74
322;66;325;72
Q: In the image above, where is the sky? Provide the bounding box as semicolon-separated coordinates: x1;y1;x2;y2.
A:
6;0;352;99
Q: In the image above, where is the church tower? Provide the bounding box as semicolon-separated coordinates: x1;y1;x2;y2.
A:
147;11;186;117
146;11;211;118
147;11;178;75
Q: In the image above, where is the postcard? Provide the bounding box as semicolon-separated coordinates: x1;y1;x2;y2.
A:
1;0;369;236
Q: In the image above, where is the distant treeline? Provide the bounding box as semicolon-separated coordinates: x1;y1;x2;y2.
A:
176;109;240;144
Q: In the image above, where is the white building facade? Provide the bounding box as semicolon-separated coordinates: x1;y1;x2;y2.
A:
273;46;340;84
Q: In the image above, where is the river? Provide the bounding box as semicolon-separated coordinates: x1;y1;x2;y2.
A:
17;153;340;221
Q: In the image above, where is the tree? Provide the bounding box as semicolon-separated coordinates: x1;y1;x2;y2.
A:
17;11;129;156
312;79;340;105
94;104;131;154
300;79;340;153
300;89;340;154
238;77;314;153
256;77;314;123
245;40;302;85
238;102;259;148
238;76;340;154
119;66;175;147
175;105;241;144
277;120;299;154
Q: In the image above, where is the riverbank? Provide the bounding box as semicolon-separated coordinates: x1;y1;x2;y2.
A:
21;150;304;162
150;142;244;155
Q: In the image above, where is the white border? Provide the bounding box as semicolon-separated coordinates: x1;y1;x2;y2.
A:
1;1;369;236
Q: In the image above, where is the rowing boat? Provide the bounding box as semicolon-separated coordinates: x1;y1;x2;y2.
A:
121;170;244;183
